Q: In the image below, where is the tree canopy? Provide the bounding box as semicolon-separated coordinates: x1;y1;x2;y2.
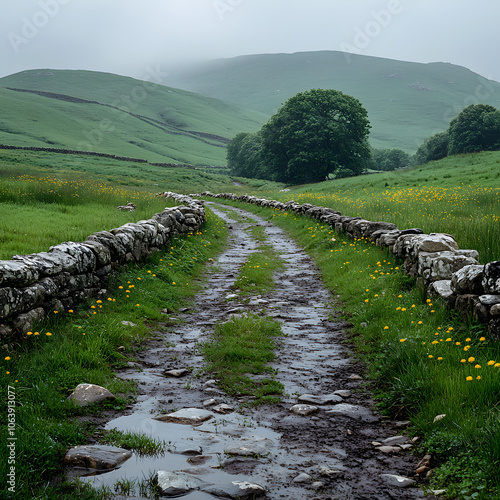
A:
227;88;371;184
416;104;500;164
371;148;410;171
447;104;500;155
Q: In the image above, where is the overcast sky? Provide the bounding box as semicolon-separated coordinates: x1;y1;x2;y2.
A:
1;0;499;83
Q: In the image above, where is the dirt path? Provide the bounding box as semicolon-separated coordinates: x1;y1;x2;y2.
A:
80;203;432;499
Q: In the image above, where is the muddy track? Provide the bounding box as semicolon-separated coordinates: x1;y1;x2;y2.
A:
80;203;433;499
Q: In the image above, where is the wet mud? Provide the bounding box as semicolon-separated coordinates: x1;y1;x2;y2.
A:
77;203;434;499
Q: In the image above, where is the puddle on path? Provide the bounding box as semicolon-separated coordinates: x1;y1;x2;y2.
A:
76;203;428;499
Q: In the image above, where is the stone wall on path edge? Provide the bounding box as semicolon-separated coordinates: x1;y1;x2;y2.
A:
0;192;205;339
198;191;500;341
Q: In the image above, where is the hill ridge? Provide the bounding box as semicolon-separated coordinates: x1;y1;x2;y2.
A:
3;86;229;147
0;69;269;164
166;50;500;152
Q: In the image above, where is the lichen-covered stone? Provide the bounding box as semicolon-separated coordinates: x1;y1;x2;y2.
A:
49;242;97;273
451;265;484;295
428;280;456;306
423;251;479;282
12;307;45;333
483;261;500;294
0;287;24;319
0;260;39;287
489;318;500;341
67;383;115;406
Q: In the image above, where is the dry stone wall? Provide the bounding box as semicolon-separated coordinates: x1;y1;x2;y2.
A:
199;191;500;341
0;192;205;338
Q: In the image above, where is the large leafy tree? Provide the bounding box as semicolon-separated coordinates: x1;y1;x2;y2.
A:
447;104;500;155
259;89;371;184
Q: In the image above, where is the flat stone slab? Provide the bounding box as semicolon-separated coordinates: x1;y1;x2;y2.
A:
213;403;235;414
293;473;312;483
382;435;409;446
202;481;266;499
224;437;274;457
164;369;190;378
154;471;206;496
67;383;115;407
380;474;416;488
333;390;352;398
154;408;213;425
290;404;318;416
64;445;132;470
298;394;343;405
325;403;376;421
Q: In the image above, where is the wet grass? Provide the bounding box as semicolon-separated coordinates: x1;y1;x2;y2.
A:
212;199;500;500
233;224;284;296
0;208;229;499
99;429;169;457
199;314;284;405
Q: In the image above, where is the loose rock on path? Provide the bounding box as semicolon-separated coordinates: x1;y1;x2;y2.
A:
75;203;435;499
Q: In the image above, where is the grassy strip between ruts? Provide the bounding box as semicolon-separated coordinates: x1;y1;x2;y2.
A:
196;205;285;404
199;313;284;405
207;198;500;500
0;208;228;500
235;220;284;296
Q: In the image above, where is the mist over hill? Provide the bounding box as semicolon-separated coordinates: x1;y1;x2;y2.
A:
167;51;500;152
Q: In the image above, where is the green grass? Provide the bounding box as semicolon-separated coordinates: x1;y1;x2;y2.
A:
211;199;500;499
168;51;500;153
252;150;500;263
99;429;169;457
0;69;270;165
225;213;284;296
0;150;283;258
199;314;284;405
0;209;228;499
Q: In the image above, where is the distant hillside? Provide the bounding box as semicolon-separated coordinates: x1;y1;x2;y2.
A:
167;51;500;152
0;69;269;165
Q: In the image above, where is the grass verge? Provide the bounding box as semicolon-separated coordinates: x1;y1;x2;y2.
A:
199;314;284;405
233;221;284;296
209;198;500;499
0;208;228;499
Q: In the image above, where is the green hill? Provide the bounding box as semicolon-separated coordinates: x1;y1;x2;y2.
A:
167;51;500;152
0;69;269;165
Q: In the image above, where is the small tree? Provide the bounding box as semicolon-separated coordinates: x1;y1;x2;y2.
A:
447;104;500;155
372;148;410;171
415;131;450;164
259;89;371;184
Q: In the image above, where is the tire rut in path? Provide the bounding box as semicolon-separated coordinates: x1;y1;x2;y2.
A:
81;203;429;499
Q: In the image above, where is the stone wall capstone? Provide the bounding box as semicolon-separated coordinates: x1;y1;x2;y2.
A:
0;192;205;337
197;191;500;341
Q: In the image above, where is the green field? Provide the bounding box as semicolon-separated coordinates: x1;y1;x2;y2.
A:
168;51;500;152
254;150;500;263
0;69;269;165
0;149;282;258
